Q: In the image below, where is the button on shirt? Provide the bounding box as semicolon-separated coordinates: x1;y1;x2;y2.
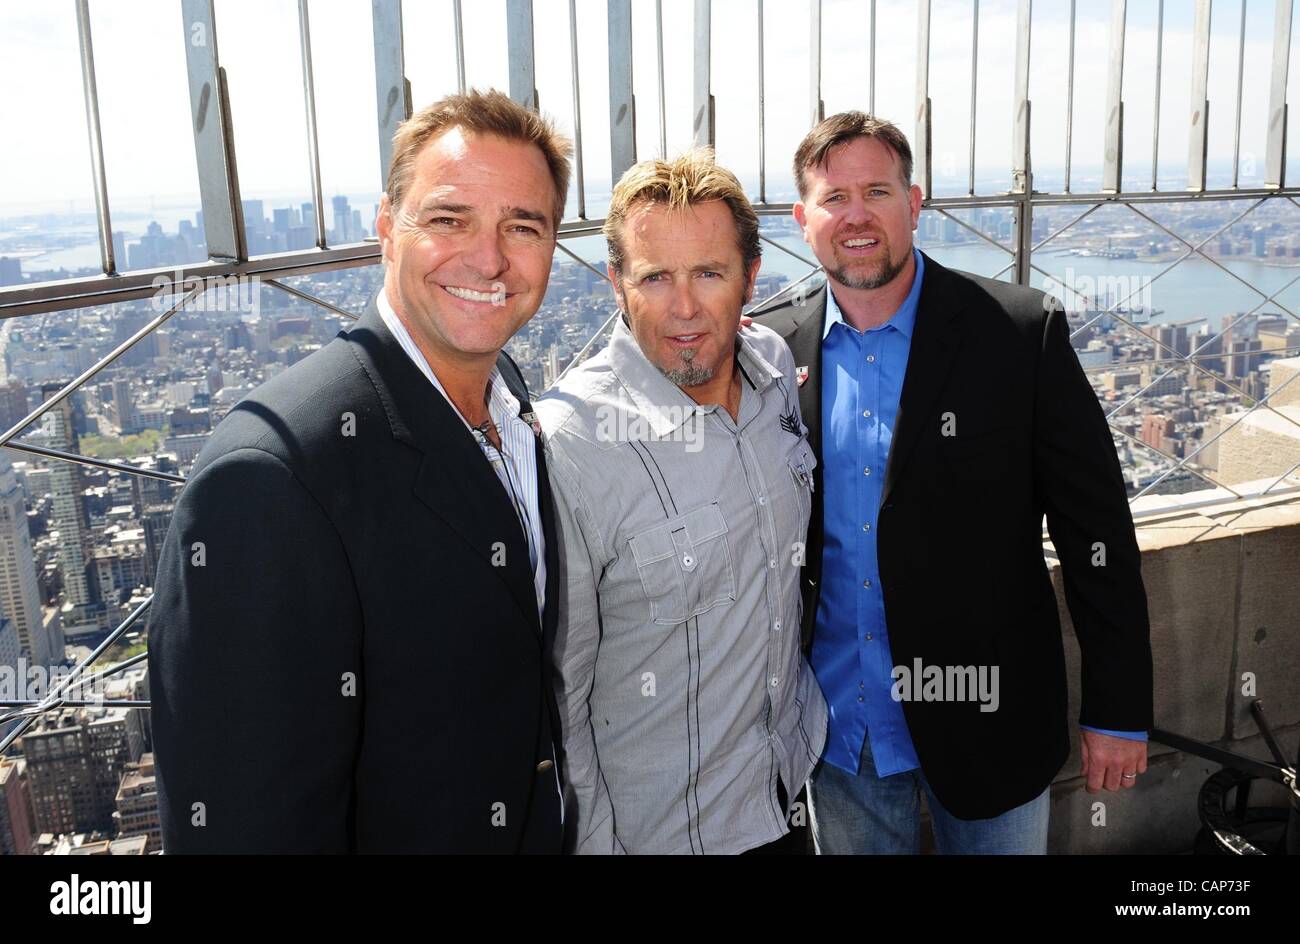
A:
813;249;925;777
374;289;545;617
537;317;828;854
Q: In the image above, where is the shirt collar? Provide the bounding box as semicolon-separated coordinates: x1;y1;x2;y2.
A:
606;314;784;437
374;288;519;433
822;247;925;341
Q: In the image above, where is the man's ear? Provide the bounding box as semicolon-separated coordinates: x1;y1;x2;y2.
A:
607;264;625;311
742;256;762;306
376;194;394;262
792;202;809;244
908;183;923;229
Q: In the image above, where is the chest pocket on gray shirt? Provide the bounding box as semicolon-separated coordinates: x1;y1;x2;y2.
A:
627;501;737;625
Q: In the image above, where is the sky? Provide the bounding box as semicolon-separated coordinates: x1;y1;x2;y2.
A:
0;0;1296;219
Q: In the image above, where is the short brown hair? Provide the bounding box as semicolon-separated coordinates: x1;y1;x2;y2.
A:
386;89;573;226
604;148;761;277
792;111;913;198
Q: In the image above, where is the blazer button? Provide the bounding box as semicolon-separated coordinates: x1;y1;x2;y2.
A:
536;759;554;773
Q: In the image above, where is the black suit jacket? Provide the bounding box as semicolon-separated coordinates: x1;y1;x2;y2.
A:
148;298;563;853
753;252;1154;820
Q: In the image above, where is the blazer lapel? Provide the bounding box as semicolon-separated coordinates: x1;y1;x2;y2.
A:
344;299;540;637
785;285;827;458
880;253;964;508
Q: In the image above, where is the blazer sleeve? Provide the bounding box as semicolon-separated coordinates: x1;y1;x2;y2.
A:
545;451;625;855
1032;299;1154;733
147;446;363;853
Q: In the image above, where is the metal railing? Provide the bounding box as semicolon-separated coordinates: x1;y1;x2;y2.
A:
1;1;1298;744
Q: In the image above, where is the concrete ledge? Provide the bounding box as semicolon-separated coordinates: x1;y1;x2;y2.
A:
1046;487;1300;853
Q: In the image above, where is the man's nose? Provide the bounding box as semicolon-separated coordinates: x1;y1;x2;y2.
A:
669;276;701;320
459;227;508;281
843;193;874;227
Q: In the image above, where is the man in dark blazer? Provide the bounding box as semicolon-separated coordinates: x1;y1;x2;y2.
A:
148;91;572;853
752;112;1153;854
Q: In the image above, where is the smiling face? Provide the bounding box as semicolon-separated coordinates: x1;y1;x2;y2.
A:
375;127;557;367
610;199;760;390
794;135;923;293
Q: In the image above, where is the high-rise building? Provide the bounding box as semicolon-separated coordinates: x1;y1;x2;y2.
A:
111;377;136;433
0;378;29;432
0;454;56;667
0;615;18;674
332;195;352;243
141;503;174;585
23;706;145;836
42;385;97;625
0;757;38;855
0;256;22;287
113;754;160;853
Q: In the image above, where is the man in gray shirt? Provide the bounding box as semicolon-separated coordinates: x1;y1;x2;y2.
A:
537;149;827;854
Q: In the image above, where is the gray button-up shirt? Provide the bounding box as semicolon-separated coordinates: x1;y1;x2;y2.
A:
536;316;827;854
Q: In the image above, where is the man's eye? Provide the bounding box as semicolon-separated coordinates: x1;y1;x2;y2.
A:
825;194;843;204
643;273;665;283
870;189;888;197
511;224;542;236
698;271;720;279
428;216;459;226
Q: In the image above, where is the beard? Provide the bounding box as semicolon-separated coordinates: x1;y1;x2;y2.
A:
660;344;715;387
827;236;910;291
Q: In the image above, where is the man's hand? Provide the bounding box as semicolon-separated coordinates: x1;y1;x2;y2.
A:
1080;728;1148;792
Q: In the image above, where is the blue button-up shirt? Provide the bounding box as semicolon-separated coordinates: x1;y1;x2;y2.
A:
812;250;1144;779
812;249;925;776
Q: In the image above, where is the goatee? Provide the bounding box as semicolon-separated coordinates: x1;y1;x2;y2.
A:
660;346;715;387
829;243;910;291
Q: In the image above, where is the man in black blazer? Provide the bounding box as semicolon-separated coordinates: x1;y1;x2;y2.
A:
148;91;572;853
752;112;1153;854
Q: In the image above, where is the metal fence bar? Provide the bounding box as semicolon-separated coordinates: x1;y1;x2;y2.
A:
1064;0;1076;192
757;0;766;202
74;0;115;276
758;232;819;268
554;240;612;284
264;278;359;321
0;285;203;450
1150;0;1163;191
1102;0;1127;193
810;0;822;126
608;0;636;182
968;0;979;197
657;0;667;156
693;0;713;149
569;0;586;218
1188;0;1211;192
507;0;537;111
869;0;876;114
1232;0;1247;188
299;0;328;248
0;597;152;753
181;0;245;262
915;0;932;199
1264;0;1293;188
453;0;466;93
0;244;379;318
371;0;408;198
1012;0;1032;284
1;441;186;484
